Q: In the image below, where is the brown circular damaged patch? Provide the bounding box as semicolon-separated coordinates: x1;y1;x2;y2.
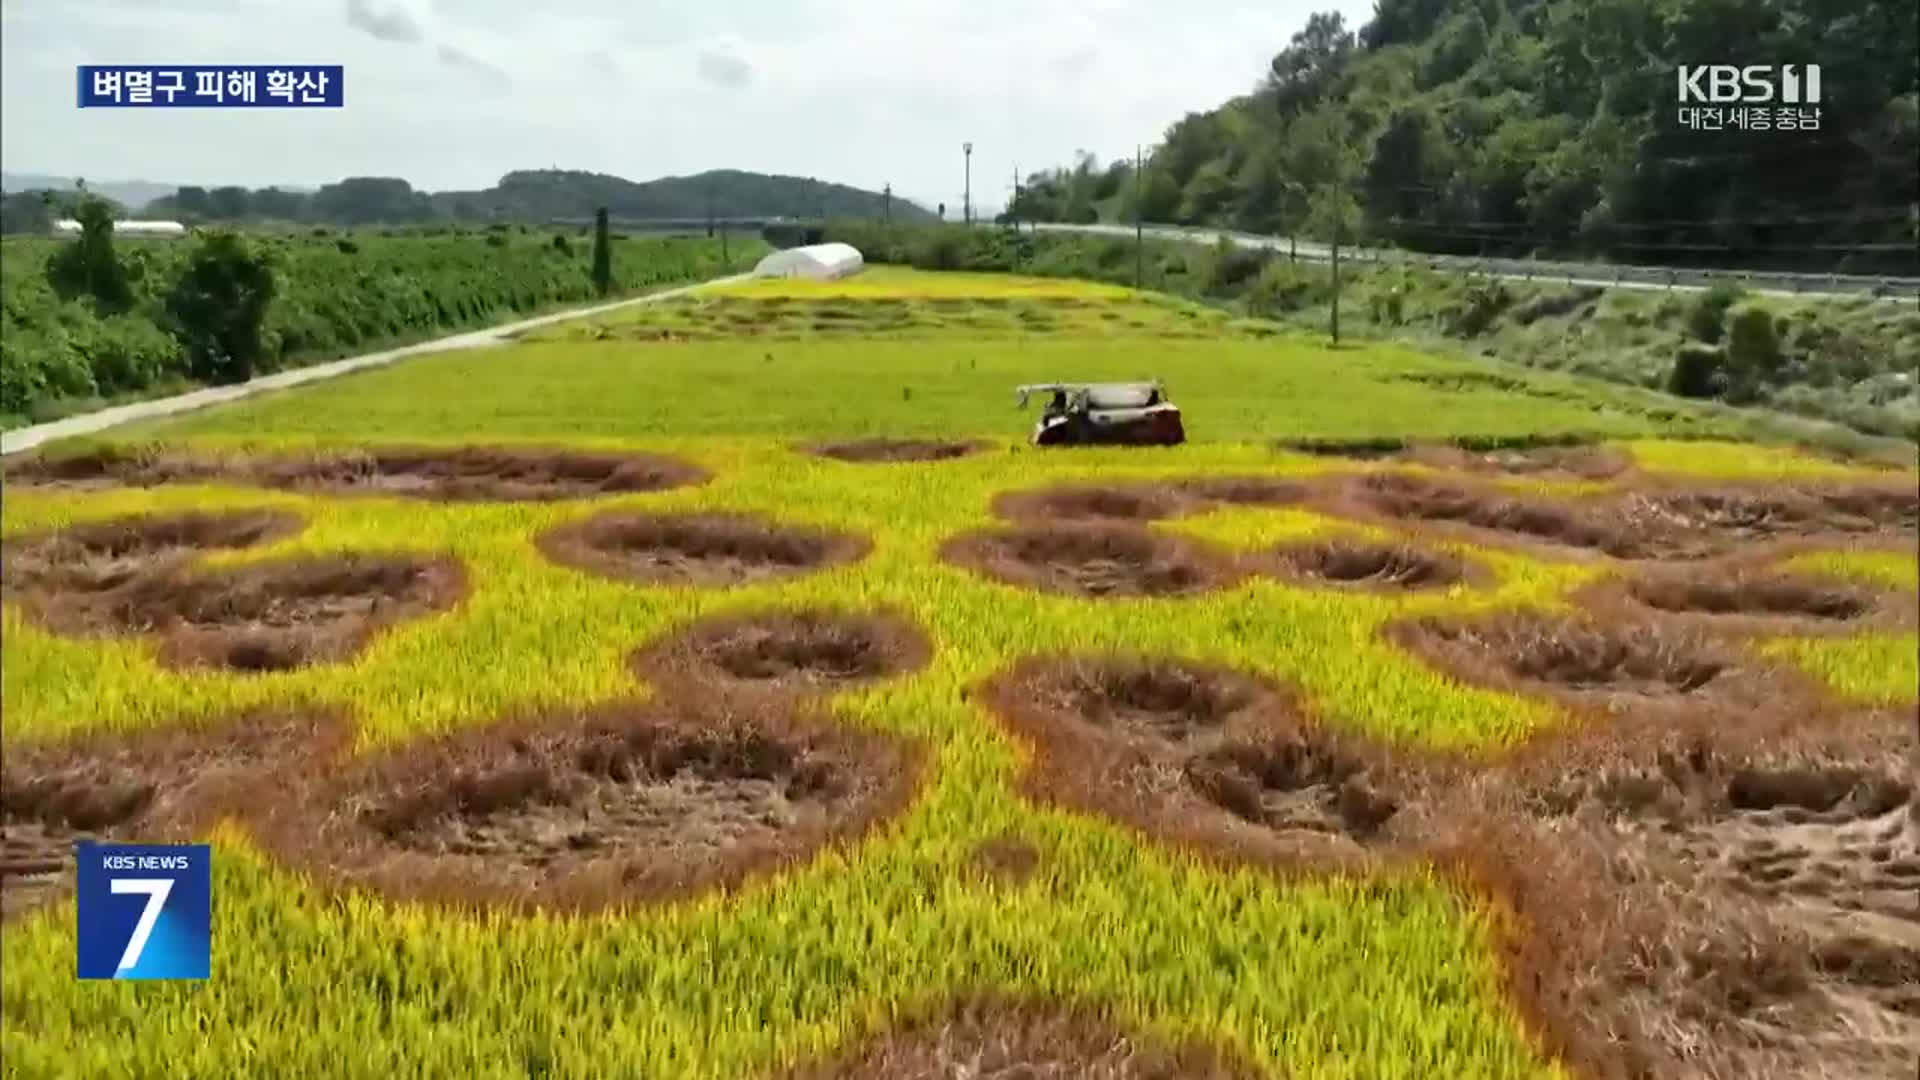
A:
1400;443;1635;481
0;708;349;919
1616;565;1897;631
1435;706;1919;1080
632;608;931;696
6;445;711;503
1809;483;1919;531
0;444;224;490
1349;472;1640;558
1348;472;1917;561
1389;611;1767;710
780;995;1265;1080
247;697;923;914
991;482;1198;524
990;476;1312;526
1175;475;1314;508
0;507;303;607
1619;486;1914;544
941;524;1241;599
1257;538;1476;592
537;511;871;588
979;656;1414;867
124;554;469;673
803;438;988;464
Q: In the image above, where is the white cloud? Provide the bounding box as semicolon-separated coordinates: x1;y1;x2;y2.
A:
694;43;753;90
435;42;511;87
344;0;424;44
1;0;1377;207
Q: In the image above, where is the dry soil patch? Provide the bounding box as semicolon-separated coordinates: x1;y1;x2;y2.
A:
5;445;710;502
538;511;871;588
633;608;932;696
941;524;1240;599
0;709;347;919
1389;611;1786;712
780;995;1264;1080
1351;473;1917;561
1258;538;1477;592
1;509;306;635
980;656;1414;867
248;698;922;913
130;554;468;673
1440;708;1919;1080
1400;443;1634;481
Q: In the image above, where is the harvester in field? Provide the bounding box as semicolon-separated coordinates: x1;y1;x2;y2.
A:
1016;381;1186;447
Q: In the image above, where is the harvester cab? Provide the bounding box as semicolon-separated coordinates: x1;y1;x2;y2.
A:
1015;381;1186;447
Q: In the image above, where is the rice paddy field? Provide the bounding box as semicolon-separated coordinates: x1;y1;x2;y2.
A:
2;266;1915;1079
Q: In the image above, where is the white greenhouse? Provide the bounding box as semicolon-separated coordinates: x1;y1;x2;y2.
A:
52;219;188;238
752;242;864;281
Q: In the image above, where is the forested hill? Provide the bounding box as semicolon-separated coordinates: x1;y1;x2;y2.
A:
1009;0;1918;273
433;169;936;223
4;169;932;229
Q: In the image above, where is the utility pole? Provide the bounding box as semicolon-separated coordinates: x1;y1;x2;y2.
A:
963;142;974;226
883;183;892;225
1010;165;1019;231
1330;231;1342;343
705;180;715;239
1330;194;1342;345
1134;144;1144;290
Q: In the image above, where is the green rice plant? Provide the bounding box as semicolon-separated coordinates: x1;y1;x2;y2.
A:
1624;438;1911;481
4;267;1899;1079
1779;549;1919;593
119;334;1710;446
1762;633;1918;706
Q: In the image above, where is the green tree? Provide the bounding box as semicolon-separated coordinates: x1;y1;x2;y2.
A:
166;231;277;384
175;186;213;218
1267;11;1358;115
0;190;57;234
1668;343;1726;398
250;187;307;221
1724;303;1785;401
1363;106;1455;245
208;186;252;220
1009;0;1917;274
591;208;612;295
310;177;433;225
46;195;133;313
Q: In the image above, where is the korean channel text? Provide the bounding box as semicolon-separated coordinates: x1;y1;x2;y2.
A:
77;65;343;108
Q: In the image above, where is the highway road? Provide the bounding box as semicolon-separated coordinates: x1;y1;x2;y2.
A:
1033;222;1920;304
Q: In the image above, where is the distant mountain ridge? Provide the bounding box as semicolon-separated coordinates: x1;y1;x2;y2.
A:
436;169;937;223
4;168;936;227
0;174;180;211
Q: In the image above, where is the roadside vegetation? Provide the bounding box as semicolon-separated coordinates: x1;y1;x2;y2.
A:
3;267;1913;1078
0;203;766;428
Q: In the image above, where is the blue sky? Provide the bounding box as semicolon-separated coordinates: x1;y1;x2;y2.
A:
1;0;1376;210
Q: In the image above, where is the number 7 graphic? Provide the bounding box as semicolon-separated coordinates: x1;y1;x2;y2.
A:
110;878;174;972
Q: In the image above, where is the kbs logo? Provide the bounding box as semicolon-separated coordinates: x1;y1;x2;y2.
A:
1675;64;1823;132
1676;64;1822;104
75;843;211;980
